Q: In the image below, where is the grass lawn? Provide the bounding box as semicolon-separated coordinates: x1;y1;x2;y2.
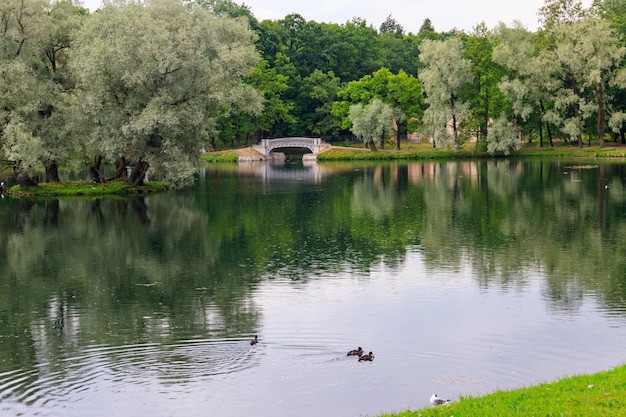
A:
8;179;170;197
379;364;626;417
203;140;626;163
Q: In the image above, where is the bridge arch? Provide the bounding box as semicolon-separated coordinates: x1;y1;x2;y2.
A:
252;137;330;156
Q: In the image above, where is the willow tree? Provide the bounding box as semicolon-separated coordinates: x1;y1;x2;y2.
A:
418;38;473;151
0;0;84;186
348;99;397;151
544;17;626;147
493;21;561;147
71;0;262;186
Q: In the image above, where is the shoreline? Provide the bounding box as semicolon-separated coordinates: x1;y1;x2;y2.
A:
202;142;626;163
379;363;626;416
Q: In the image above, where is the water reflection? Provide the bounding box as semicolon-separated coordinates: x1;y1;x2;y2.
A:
1;159;626;416
238;160;335;183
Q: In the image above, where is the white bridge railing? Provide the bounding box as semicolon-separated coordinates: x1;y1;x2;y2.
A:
252;137;330;155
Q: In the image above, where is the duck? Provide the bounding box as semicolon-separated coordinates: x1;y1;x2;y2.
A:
250;335;258;345
358;351;374;362
347;347;363;357
430;394;451;406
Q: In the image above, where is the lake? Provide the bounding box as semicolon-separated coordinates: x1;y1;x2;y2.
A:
1;158;626;417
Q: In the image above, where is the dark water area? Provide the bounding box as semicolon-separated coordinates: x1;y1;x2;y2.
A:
1;159;626;416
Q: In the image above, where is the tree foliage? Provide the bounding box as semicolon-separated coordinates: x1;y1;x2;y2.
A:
7;0;626;189
419;38;473;150
539;0;587;29
70;0;262;186
462;22;507;141
334;68;423;142
348;99;397;150
543;16;626;147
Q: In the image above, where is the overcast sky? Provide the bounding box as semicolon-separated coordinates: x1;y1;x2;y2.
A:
81;0;594;33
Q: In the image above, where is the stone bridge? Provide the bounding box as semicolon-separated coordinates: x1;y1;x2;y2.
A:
252;137;331;156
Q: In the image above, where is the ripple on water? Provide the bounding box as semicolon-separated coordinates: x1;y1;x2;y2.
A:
0;337;261;414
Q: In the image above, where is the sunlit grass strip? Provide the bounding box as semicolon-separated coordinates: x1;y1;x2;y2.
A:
202;142;626;164
318;149;489;161
319;145;626;161
202;150;239;162
511;146;626;158
379;364;626;417
9;180;170;197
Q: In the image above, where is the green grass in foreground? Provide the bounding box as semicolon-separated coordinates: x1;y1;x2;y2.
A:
380;364;626;417
9;179;170;197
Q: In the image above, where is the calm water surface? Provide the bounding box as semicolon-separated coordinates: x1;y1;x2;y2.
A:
1;159;626;417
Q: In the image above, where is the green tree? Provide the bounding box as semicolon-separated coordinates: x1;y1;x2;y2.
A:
485;116;520;154
493;22;551;147
592;0;626;142
333;68;423;148
379;14;404;36
0;0;85;186
247;58;294;139
348;99;397;150
462;22;507;143
376;15;423;77
312;18;383;82
70;0;262;186
297;69;342;137
539;0;587;28
195;0;257;23
545;17;626;147
593;0;626;35
418;37;473;150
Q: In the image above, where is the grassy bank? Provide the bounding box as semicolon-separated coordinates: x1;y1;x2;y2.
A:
380;364;626;417
203;141;626;163
8;179;170;198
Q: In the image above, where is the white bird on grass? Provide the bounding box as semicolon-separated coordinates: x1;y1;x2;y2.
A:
430;393;451;406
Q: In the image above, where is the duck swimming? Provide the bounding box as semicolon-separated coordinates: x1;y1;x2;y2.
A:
347;347;363;356
358;352;374;361
250;335;258;345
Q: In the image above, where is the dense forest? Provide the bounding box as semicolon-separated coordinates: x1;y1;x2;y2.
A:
1;0;626;186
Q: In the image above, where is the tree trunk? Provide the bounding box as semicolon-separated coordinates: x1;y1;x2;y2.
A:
90;155;106;183
115;157;127;180
16;173;37;188
539;100;553;147
451;94;459;147
394;118;401;150
452;113;459;147
128;160;150;186
595;84;606;148
368;140;377;152
547;123;554;147
568;78;583;148
45;162;60;183
13;164;37;188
